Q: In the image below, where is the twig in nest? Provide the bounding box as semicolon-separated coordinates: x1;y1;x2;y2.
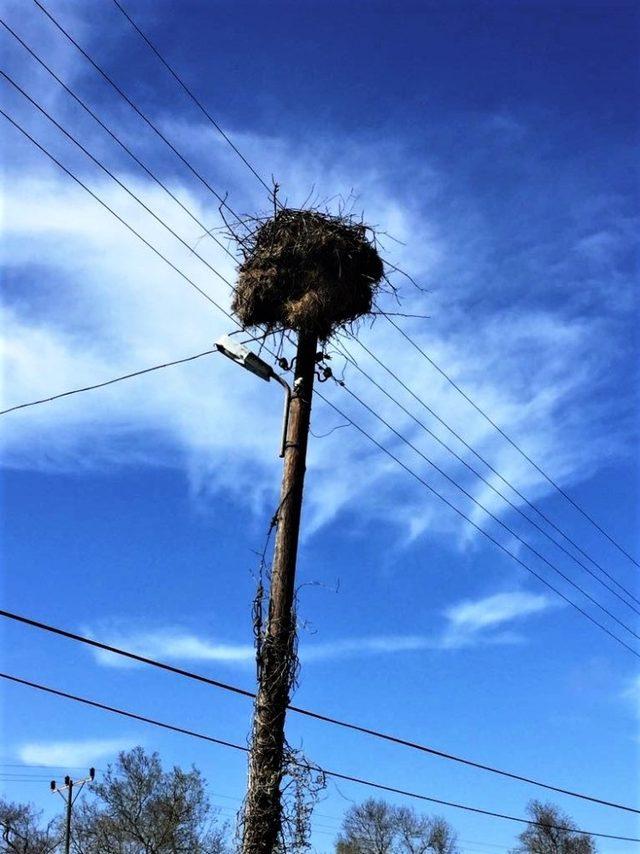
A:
380;256;428;292
299;184;317;211
370;310;431;320
272;181;281;217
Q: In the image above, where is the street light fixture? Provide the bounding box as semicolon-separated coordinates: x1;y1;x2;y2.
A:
215;334;274;382
215;334;291;458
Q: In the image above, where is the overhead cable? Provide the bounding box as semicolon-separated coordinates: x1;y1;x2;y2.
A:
3;106;635;660
31;0;244;225
313;389;640;660
2;672;638;843
0;17;236;262
348;335;640;609
382;313;639;568
0;350;217;417
0;70;236;291
0;109;234;319
110;0;274;198
337;382;640;644
1;608;637;814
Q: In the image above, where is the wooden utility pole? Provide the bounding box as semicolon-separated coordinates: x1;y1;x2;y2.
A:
50;769;95;854
63;778;73;854
242;329;318;854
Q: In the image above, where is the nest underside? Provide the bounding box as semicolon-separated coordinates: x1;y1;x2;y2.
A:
233;209;384;340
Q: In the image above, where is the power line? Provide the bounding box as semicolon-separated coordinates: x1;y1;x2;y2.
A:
31;0;244;226
0;762;103;774
4;29;629;614
111;0;637;580
337;382;640;646
3;79;639;834
112;0;633;574
15;3;631;623
0;349;216;417
0;771;57;782
313;389;640;660
0;767;328;831
344;336;640;604
381;313;639;569
0;69;239;296
4;78;635;661
3;102;637;661
2;672;638;843
1;608;637;815
0;17;236;263
6;7;636;832
26;0;636;576
4;671;247;754
0;788;497;849
109;0;274;199
0;108;234;321
185;793;508;853
107;0;637;575
316;771;639;844
343;337;640;614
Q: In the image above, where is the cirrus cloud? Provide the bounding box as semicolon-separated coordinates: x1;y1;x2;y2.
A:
17;737;137;767
84;589;556;670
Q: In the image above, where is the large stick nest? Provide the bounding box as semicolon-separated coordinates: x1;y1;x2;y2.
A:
232;208;384;341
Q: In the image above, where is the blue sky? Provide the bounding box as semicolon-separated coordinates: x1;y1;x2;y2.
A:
1;0;639;851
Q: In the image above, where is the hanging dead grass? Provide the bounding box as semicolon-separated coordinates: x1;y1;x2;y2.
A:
232;208;384;340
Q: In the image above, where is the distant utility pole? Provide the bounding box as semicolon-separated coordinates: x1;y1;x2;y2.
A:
242;329;318;853
50;768;95;854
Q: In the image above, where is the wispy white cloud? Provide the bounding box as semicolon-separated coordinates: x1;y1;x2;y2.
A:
89;629;433;668
440;591;554;649
1;18;635;548
0;160;627;547
622;674;640;718
87;590;554;669
17;738;136;767
306;592;554;655
88;628;255;669
302;635;432;662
